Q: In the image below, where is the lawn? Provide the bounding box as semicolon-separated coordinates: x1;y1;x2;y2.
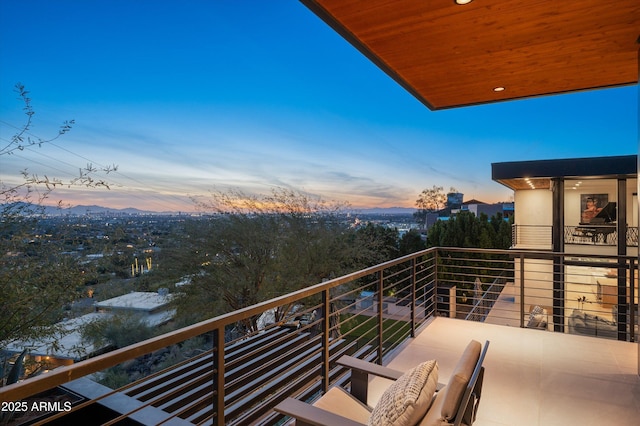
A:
340;313;412;348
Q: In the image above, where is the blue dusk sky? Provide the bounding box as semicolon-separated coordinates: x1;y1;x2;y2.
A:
0;1;637;212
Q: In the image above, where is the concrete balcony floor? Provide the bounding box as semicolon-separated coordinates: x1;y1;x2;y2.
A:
365;317;640;426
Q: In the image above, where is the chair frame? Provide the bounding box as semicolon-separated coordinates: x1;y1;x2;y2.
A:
275;340;489;426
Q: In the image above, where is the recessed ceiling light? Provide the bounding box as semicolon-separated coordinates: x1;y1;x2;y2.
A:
493;86;505;92
455;0;473;4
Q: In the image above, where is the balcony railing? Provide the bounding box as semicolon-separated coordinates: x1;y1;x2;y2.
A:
564;225;618;245
0;247;637;425
512;224;639;248
512;224;553;249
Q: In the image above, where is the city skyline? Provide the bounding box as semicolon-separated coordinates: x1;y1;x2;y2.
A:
0;1;636;213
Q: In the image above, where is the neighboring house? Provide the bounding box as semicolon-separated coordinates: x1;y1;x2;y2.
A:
4;312;109;370
428;194;513;228
491;154;638;334
460;199;513;220
94;291;175;327
4;291;175;369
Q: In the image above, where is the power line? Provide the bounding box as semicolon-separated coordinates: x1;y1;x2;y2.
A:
1;122;198;212
45;141;199;211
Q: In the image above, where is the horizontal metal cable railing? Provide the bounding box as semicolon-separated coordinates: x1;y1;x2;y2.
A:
513;224;638;248
465;271;508;322
512;224;553;248
456;249;637;343
0;250;438;425
0;247;637;425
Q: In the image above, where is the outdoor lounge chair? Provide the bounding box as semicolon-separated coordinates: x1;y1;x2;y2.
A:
275;339;489;426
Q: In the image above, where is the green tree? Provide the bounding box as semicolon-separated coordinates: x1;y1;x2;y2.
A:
431;211;512;250
350;222;400;267
398;229;426;255
171;188;405;330
80;313;157;350
426;211;513;306
0;84;115;385
171;189;349;327
0;205;83;347
414;185;455;228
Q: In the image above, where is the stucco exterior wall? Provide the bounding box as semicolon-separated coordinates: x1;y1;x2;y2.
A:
514;189;552;226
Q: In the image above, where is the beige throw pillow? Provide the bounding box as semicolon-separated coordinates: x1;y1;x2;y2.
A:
368;360;438;426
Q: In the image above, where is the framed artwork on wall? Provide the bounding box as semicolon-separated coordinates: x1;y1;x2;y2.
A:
580;193;607;224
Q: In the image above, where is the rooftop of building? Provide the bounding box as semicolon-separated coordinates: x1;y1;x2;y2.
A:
95;291;173;312
492;154;637;191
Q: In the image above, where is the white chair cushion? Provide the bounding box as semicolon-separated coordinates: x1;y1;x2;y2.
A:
313;386;372;424
368;359;438;426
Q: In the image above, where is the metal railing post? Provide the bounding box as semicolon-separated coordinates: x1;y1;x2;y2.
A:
377;271;384;363
411;257;416;337
434;249;439;317
321;289;330;393
213;327;225;426
520;254;525;328
631;258;637;342
618;259;629;341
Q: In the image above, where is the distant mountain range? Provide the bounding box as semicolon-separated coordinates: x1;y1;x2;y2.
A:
31;204;416;216
40;204;180;216
348;207;416;215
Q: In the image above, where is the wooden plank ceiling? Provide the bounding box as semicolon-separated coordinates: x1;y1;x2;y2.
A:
301;0;640;110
